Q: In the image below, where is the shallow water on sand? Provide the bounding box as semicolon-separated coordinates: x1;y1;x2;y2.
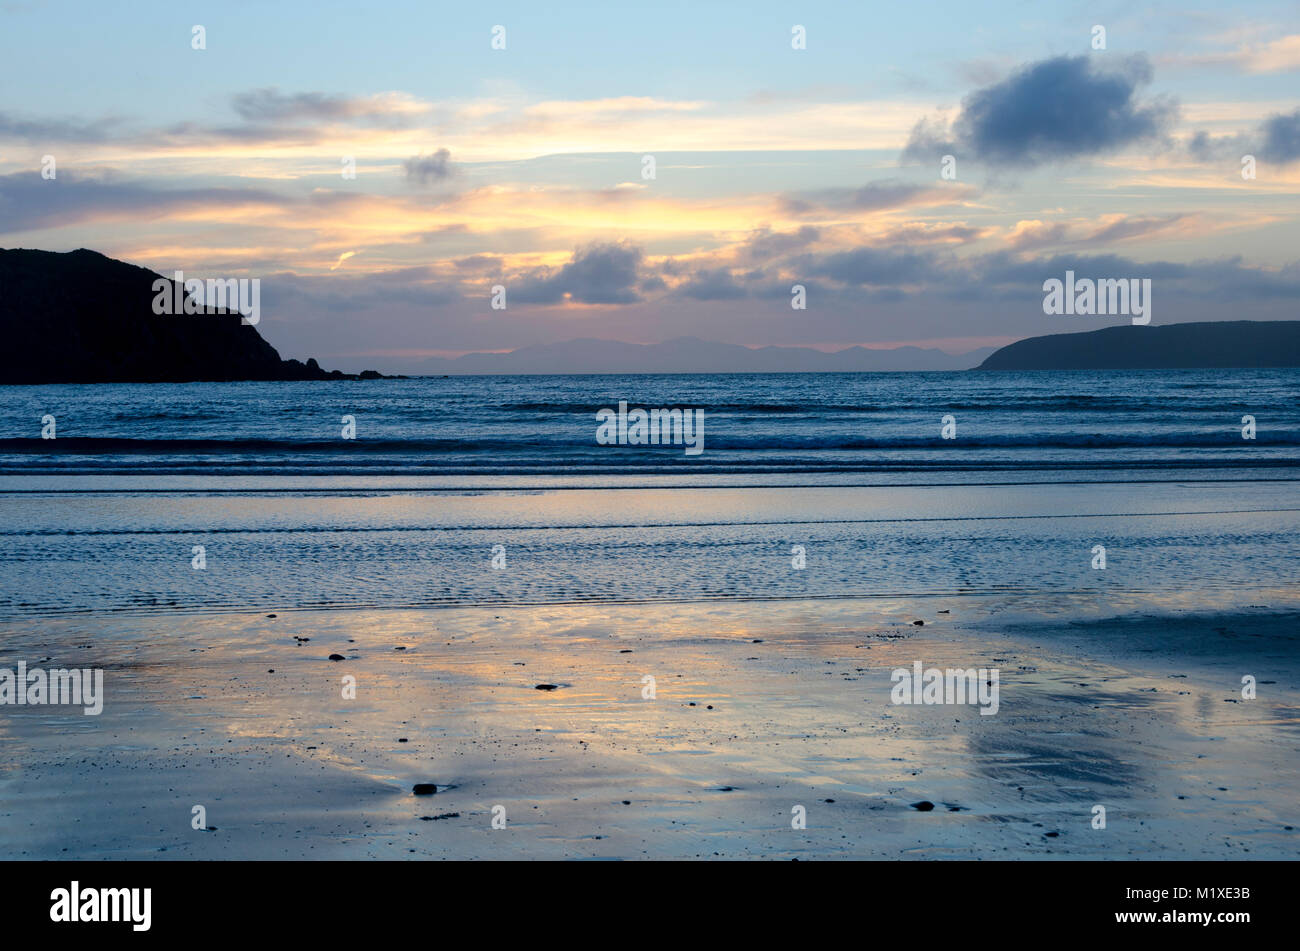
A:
0;479;1297;619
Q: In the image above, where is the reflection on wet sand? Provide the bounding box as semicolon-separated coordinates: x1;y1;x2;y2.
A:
1;599;1295;859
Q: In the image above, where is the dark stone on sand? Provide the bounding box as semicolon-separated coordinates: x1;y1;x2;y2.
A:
910;801;935;811
412;783;438;795
535;683;559;690
398;737;408;742
912;620;924;626
328;653;345;661
266;614;276;618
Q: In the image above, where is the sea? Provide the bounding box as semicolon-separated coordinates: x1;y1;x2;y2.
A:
0;369;1296;620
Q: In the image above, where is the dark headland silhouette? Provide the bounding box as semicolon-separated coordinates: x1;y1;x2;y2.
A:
0;248;380;384
979;321;1300;370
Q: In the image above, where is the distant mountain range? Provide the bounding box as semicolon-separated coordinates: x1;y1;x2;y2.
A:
0;248;371;383
978;321;1300;370
415;337;995;374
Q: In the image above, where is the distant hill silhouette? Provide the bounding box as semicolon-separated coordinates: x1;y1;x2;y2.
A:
417;337;994;374
0;248;378;383
978;321;1300;370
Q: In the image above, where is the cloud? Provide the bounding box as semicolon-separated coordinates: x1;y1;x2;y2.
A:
1004;214;1195;251
232;88;429;126
743;226;820;261
0;172;286;234
1165;34;1300;75
877;222;986;245
677;267;749;300
1188;107;1300;164
904;55;1177;167
0;111;119;143
782;180;972;216
804;246;942;286
404;149;455;184
1244;34;1300;73
1260;108;1300;163
511;242;645;305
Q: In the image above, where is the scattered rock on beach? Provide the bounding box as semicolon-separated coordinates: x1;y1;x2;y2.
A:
412;783;438;795
535;683;559;690
910;801;935;811
328;653;346;661
912;620;925;626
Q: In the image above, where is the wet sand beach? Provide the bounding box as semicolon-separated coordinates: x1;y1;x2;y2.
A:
2;596;1296;859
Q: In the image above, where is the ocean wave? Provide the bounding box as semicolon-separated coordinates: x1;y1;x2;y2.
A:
2;430;1297;454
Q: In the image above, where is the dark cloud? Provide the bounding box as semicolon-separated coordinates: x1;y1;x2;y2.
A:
805;246;942;286
230;88;422;130
678;267;749;300
744;226;820;261
260;267;462;313
783;180;961;216
452;253;504;273
232;89;361;122
511;242;644;305
878;223;986;245
905;55;1177;167
0;172;285;234
1260;108;1300;163
1188;107;1299;165
0;112;119;143
404;149;455;184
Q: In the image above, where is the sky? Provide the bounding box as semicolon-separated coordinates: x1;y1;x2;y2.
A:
1;0;1298;371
